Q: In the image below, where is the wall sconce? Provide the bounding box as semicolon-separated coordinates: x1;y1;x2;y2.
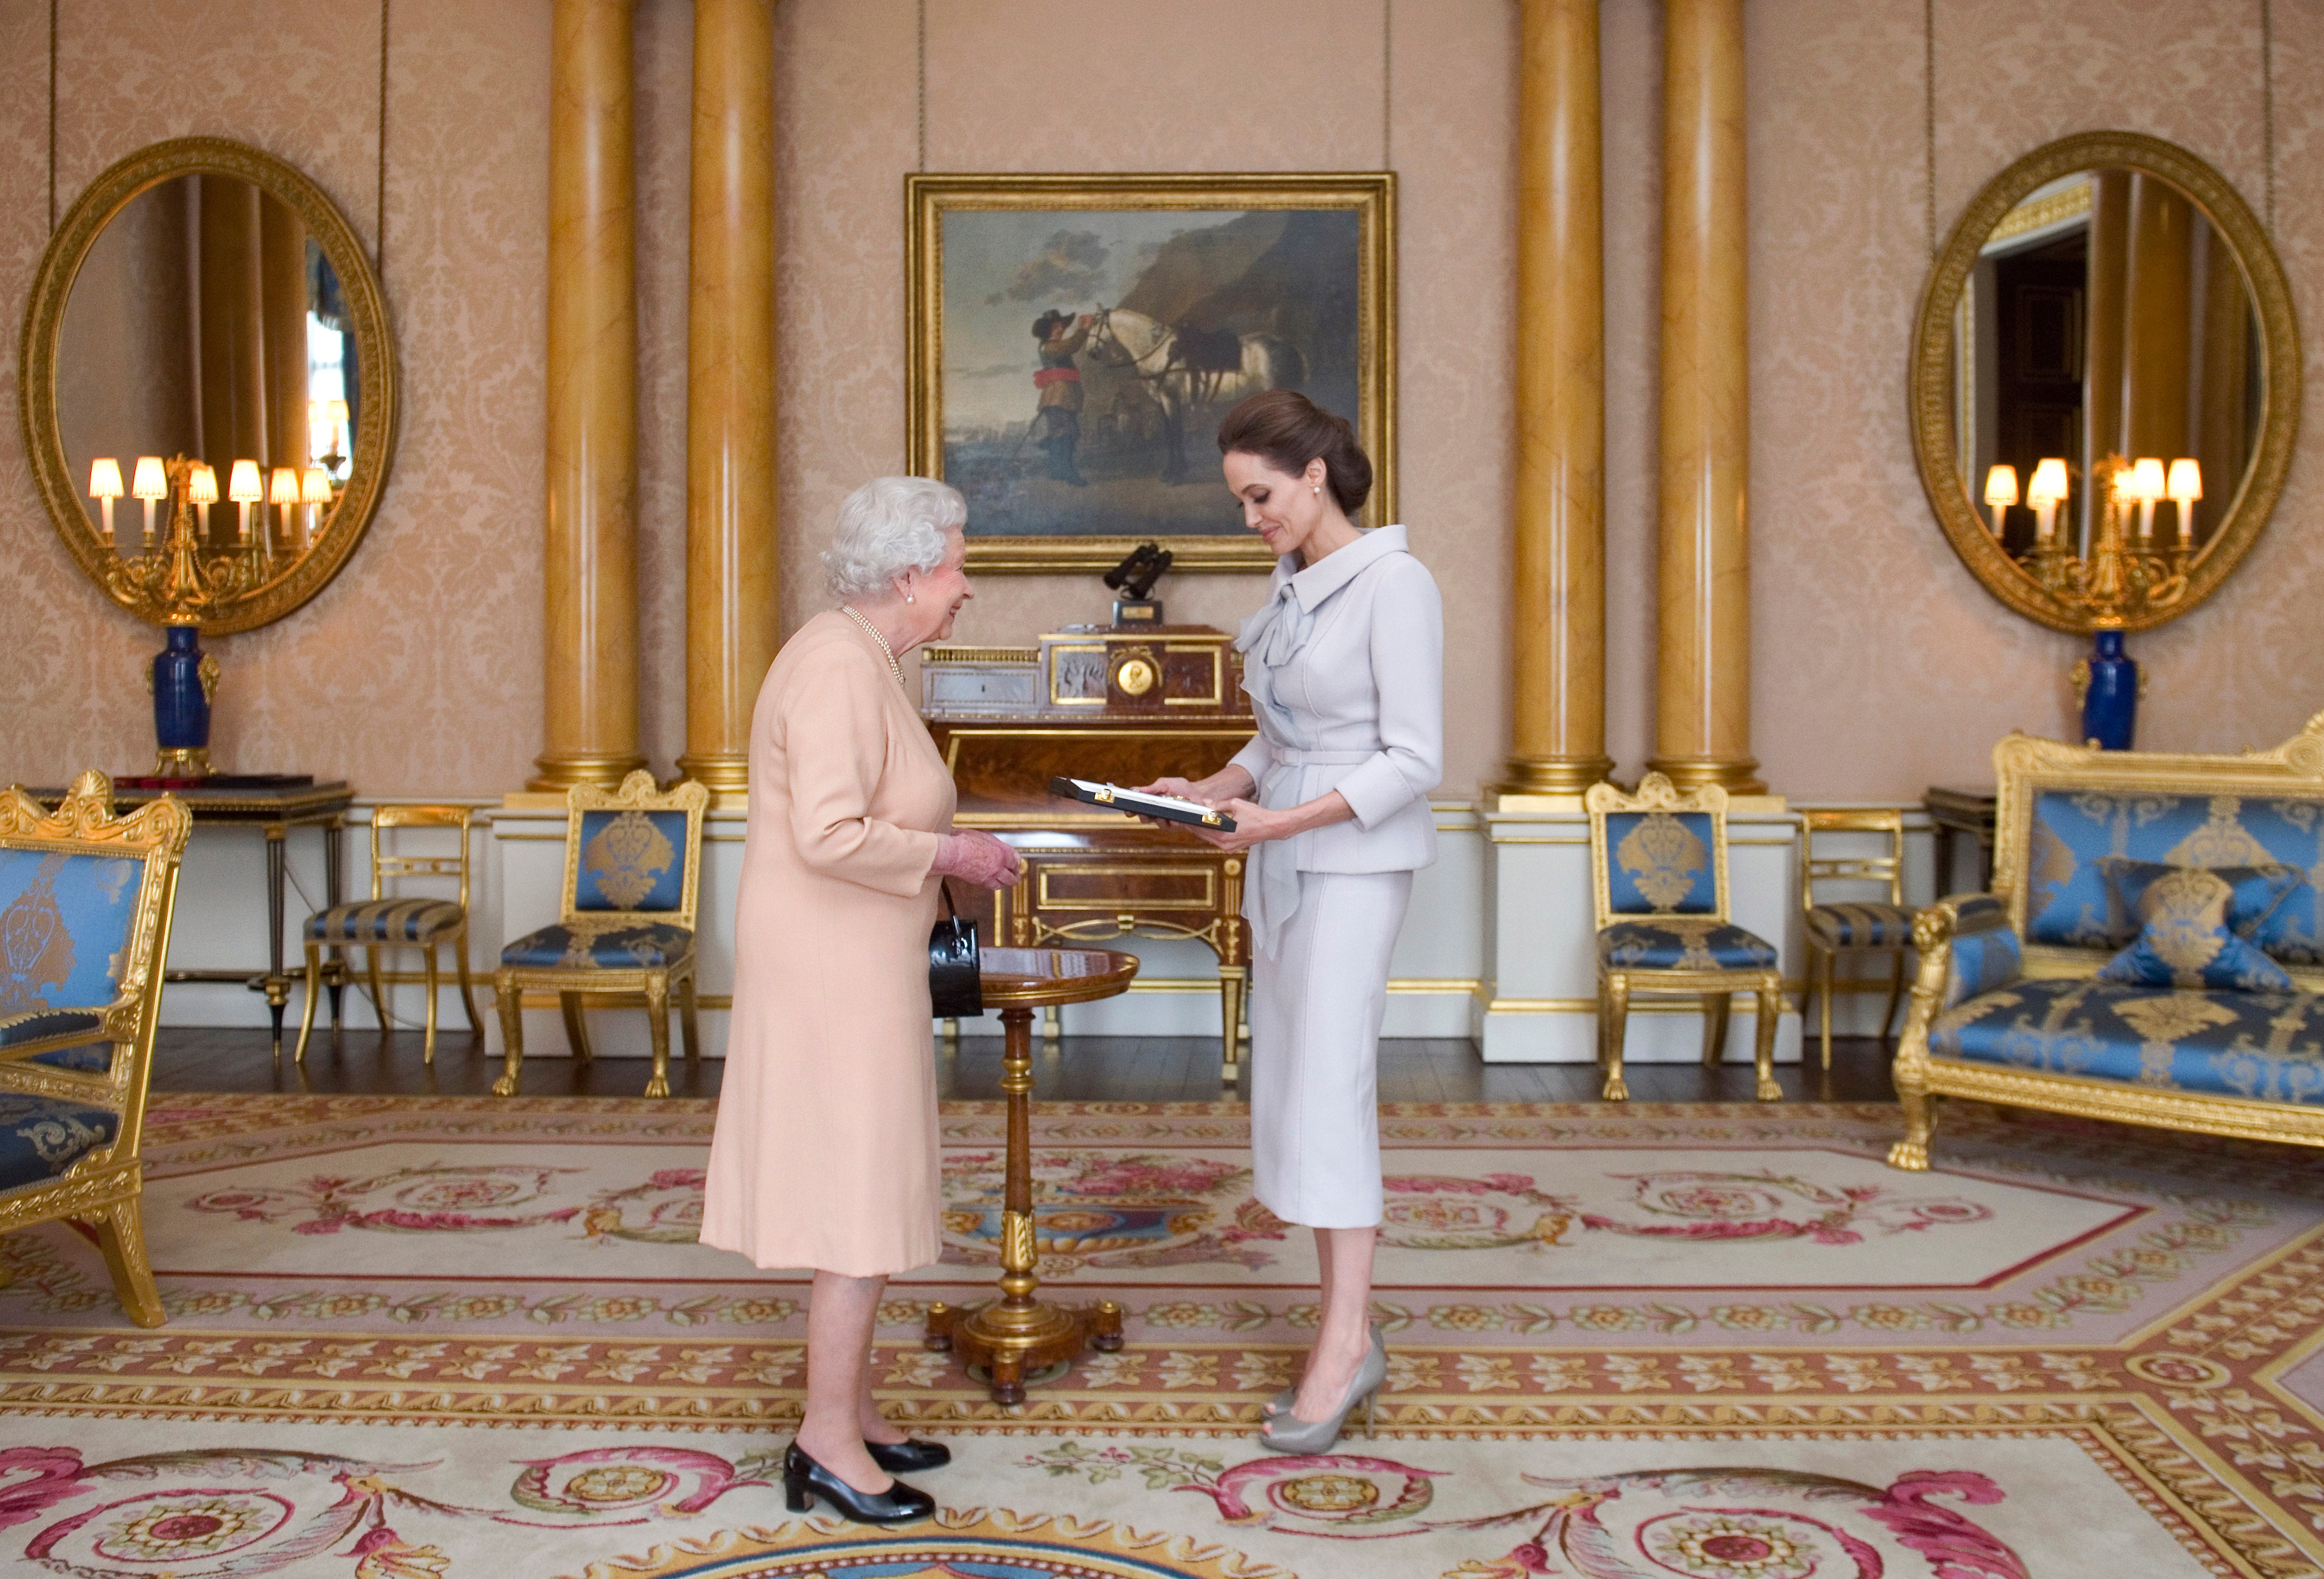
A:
1982;464;2018;537
88;457;124;550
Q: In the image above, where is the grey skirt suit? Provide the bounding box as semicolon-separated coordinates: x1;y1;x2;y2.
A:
1227;524;1444;1229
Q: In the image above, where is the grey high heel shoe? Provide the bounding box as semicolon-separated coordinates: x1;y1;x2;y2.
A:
1260;1326;1387;1453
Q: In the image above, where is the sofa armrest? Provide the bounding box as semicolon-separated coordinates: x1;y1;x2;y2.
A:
1919;892;2023;1010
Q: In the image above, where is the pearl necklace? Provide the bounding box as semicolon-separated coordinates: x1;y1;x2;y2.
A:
840;605;906;688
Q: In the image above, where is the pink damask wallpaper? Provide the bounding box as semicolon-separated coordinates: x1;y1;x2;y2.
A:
0;0;2319;801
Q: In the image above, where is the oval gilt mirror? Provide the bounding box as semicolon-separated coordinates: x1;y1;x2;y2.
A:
1910;132;2299;633
21;137;395;634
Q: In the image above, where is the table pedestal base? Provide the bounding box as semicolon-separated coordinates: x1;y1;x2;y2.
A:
924;1296;1122;1406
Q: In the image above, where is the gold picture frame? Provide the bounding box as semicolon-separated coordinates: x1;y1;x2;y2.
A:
906;172;1396;573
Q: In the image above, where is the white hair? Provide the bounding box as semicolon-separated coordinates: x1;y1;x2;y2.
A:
822;476;967;599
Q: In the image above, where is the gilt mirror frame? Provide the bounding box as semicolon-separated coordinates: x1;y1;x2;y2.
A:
1909;130;2300;634
20;136;397;634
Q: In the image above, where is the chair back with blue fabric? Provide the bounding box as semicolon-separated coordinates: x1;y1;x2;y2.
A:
1588;773;1730;930
0;771;191;1327
563;772;707;930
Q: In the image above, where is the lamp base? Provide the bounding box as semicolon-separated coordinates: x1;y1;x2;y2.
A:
152;747;213;778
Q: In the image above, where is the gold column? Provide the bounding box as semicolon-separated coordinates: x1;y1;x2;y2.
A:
1500;0;1611;799
2081;170;2130;553
197;174;266;547
259;197;310;476
676;0;779;801
1649;0;1760;794
531;0;646;792
2121;172;2193;461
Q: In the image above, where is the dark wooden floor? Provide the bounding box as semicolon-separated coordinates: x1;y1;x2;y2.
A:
154;1027;1899;1104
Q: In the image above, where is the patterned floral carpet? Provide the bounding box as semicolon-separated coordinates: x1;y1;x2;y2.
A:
2;1093;2322;1578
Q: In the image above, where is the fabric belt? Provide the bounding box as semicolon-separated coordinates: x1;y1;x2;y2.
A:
1248;747;1382;960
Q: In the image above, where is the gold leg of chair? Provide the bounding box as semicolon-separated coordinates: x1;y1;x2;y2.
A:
294;940;323;1064
643;973;672;1098
561;993;595;1061
452;924;483;1034
1702;992;1731;1068
366;946;387;1042
1601;975;1631;1102
679;969;701;1065
492;969;525;1097
1815;946;1835;1071
1752;981;1782;1102
1890;1081;1937;1169
1217;966;1246;1085
421;942;442;1065
94;1197;165;1328
1879;949;1907;1053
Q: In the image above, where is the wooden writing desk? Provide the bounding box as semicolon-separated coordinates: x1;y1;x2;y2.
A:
926;626;1255;1078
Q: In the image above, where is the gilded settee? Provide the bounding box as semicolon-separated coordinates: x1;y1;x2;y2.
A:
1889;715;2324;1168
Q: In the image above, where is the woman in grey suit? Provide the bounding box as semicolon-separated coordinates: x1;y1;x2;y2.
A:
1139;389;1443;1451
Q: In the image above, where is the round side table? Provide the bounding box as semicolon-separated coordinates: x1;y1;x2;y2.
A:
924;946;1139;1404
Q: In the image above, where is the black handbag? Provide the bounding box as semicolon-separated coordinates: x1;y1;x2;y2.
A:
929;883;982;1017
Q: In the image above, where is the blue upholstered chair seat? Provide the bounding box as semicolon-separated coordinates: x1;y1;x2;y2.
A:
1805;902;1917;949
0;1093;121;1194
1598;919;1779;972
27;1044;114;1073
1932;977;2324;1106
306;898;465;945
501;922;695;971
0;1008;104;1050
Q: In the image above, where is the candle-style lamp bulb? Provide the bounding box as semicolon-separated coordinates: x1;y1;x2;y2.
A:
88;457;124;551
2027;457;2070;545
228;459;264;552
189;462;219;544
301;467;333;549
1982;464;2018;538
269;466;300;555
2166;458;2203;546
2128;457;2166;544
131;456;167;554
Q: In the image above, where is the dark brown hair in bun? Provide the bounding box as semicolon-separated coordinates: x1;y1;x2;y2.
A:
1216;389;1372;517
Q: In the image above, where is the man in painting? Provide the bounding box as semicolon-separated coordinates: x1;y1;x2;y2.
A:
1030;309;1093;486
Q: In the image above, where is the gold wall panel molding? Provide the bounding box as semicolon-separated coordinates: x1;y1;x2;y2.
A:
20;137;397;635
1910;131;2301;634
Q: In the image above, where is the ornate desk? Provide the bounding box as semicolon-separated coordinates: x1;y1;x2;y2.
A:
925;625;1256;1078
36;776;353;1042
924;946;1139;1405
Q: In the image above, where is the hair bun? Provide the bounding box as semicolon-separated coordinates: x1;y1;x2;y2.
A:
1216;389;1372;517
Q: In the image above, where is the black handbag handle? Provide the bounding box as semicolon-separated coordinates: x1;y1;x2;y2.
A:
929;879;983;1018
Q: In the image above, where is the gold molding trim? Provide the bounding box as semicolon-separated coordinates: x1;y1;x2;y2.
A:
1984;176;2092;249
21;137;399;634
1909;131;2301;634
905;171;1396;574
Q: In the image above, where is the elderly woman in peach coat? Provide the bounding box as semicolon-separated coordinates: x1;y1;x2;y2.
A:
702;477;1020;1526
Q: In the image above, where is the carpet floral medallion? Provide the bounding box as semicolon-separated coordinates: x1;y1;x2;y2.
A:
0;1096;2321;1578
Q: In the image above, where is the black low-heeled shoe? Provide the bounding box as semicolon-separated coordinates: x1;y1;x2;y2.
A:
782;1443;935;1525
867;1438;951;1473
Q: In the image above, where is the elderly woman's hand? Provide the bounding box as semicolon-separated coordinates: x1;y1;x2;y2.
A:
932;830;1023;890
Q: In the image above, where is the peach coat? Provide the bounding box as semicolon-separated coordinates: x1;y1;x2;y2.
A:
701;610;956;1277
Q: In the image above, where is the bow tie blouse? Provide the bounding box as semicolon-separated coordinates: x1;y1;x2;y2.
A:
1229;523;1445;956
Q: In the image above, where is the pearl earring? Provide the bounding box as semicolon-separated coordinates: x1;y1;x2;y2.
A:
906;593;915;603
1311;486;1319;496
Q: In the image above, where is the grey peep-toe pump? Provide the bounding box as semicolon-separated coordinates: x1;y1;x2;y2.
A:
1259;1325;1387;1453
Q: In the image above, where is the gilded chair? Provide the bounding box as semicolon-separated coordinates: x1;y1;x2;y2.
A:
295;804;481;1066
493;770;708;1099
1587;772;1782;1104
1797;808;1915;1070
0;772;191;1327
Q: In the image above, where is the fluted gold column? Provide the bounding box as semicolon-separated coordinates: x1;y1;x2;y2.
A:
197;175;266;546
260;199;310;478
531;0;646;792
1500;0;1611;800
2121;172;2193;462
1649;0;1761;794
676;0;779;802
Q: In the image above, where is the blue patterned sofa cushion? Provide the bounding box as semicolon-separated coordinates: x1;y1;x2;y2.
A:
1599;919;1777;971
573;809;688;912
501;921;693;971
1805;902;1915;949
0;1093;120;1193
2097;856;2300;941
2097;866;2297;992
2026;790;2324;960
1932;978;2324;1106
306;898;465;945
1604;811;1717;915
0;1008;103;1050
1943;927;2022;1008
0;848;144;1019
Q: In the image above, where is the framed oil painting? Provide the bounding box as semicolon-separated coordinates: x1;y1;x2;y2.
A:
906;172;1396;572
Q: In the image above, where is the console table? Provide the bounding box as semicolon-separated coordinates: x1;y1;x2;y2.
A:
1925;786;1998;895
38;777;353;1043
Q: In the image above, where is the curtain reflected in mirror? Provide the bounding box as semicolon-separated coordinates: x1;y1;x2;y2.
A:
1949;167;2261;567
56;173;357;566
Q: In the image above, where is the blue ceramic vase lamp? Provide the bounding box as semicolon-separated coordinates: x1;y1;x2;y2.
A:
2077;629;2138;751
150;619;219;778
